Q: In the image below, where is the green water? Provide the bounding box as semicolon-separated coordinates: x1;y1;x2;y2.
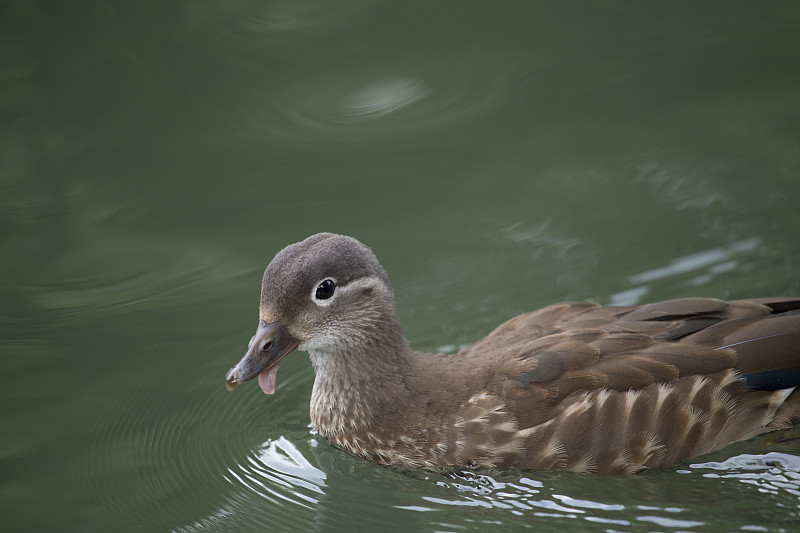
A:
2;1;800;531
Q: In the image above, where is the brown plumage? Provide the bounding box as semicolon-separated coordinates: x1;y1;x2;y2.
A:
225;233;800;474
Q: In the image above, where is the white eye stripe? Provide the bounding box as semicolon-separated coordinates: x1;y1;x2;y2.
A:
310;276;386;307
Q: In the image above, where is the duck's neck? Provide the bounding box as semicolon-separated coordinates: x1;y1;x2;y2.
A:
308;324;414;438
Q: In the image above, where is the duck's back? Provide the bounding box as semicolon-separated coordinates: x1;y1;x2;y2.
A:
457;297;800;473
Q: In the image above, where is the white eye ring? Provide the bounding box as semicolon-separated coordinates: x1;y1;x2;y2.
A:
311;278;337;306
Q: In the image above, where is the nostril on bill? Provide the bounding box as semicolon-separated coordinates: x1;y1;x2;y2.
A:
260;340;273;353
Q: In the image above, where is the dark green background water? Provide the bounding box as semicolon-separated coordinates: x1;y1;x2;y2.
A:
2;1;800;531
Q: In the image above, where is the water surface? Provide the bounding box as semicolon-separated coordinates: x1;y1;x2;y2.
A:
2;1;800;531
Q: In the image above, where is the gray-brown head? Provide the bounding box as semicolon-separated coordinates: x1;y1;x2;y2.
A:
225;233;406;394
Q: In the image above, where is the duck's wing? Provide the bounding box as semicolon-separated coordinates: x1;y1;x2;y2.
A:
472;297;800;401
465;297;800;472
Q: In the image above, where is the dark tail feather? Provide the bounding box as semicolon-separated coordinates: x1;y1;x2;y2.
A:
743;366;800;391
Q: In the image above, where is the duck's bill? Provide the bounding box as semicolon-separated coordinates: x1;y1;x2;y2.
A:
225;321;299;394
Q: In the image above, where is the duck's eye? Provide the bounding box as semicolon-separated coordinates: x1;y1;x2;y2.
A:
315;279;336;300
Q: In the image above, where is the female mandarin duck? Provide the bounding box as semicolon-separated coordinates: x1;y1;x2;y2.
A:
225;233;800;474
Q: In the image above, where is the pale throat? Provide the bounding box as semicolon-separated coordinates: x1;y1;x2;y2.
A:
308;349;373;436
307;344;411;438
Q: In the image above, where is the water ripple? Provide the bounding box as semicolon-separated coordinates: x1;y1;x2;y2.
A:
691;452;800;498
176;434;328;533
609;236;763;306
237;436;327;509
29;232;254;324
337;76;431;121
74;342;318;531
398;456;800;530
255;63;509;141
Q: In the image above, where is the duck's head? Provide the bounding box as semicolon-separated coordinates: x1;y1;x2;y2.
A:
224;233;401;394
